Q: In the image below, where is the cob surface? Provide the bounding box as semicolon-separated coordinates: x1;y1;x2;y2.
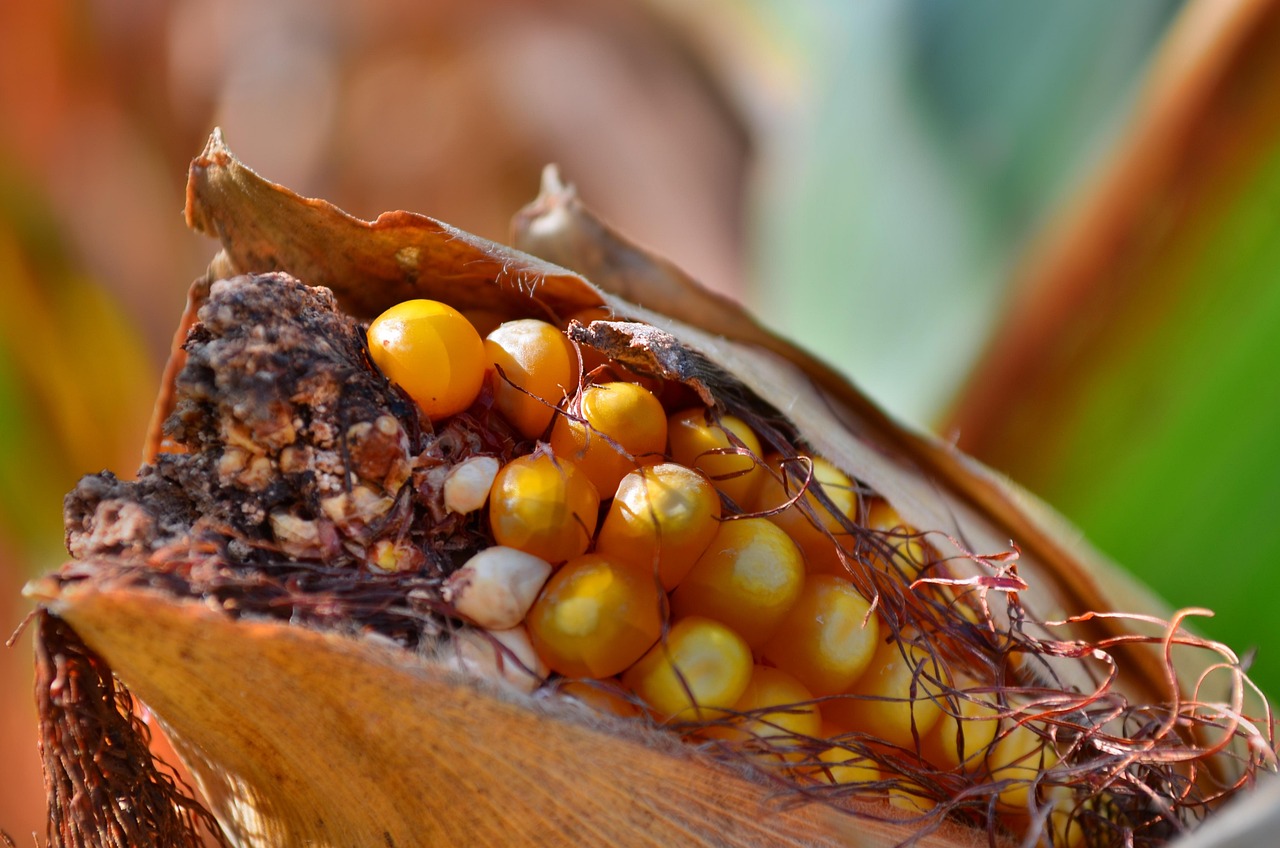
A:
24;132;1275;848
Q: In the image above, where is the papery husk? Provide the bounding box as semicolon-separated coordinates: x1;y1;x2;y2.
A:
32;573;990;848
35;130;1272;847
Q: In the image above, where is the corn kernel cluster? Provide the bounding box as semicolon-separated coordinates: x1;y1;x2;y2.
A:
368;300;1075;841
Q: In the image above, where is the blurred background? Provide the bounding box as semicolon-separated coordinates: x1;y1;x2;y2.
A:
5;0;1279;837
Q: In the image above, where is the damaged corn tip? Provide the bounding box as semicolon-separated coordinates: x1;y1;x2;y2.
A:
488;452;600;563
623;616;753;720
484;318;578;438
443;455;501;514
444;547;553;630
594;463;722;590
366;299;485;420
666;407;764;507
549;381;668;496
526;554;663;678
671;517;805;649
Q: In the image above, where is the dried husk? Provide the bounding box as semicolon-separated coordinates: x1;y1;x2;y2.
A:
29;131;1274;847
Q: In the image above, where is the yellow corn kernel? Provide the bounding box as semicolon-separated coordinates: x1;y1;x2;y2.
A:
488;453;599;563
594;463;721;590
710;666;821;761
555;679;643;718
825;640;943;750
485;319;577;438
987;721;1058;812
670;517;805;649
814;744;881;786
864;499;929;576
1041;786;1086;848
889;784;937;815
761;574;878;696
366;299;486;420
549;381;668;496
752;453;857;576
623;616;753;720
667;407;764;507
526;554;662;678
920;687;1001;772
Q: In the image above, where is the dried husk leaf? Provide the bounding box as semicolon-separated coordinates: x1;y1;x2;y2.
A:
33;574;993;848
36;130;1272;846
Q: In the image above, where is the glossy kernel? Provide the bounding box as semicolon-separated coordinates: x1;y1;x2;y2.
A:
920;687;1001;771
526;554;662;678
671;517;804;648
667;408;764;507
595;463;722;589
761;574;878;696
710;666;821;761
550;381;668;496
623;616;753;719
555;679;643;718
753;453;857;576
865;499;929;576
485;319;577;438
825;639;943;751
987;721;1058;812
815;744;881;786
366;299;485;420
488;453;599;563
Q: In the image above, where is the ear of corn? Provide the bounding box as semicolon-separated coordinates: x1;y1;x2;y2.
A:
27;131;1275;848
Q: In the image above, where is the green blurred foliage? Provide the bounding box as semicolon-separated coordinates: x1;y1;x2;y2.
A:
749;0;1180;425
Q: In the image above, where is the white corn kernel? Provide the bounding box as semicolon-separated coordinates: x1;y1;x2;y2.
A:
444;546;552;629
445;625;548;695
444;455;500;514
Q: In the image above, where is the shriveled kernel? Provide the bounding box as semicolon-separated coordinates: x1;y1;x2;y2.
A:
595;463;721;590
526;554;662;678
710;666;820;761
761;574;878;696
443;455;501;514
488;453;599;563
485;319;577;438
623;616;753;720
671;517;804;648
549;381;668;496
444;546;553;630
753;453;857;576
667;408;764;507
445;625;548;696
825;640;943;751
367;299;486;420
920;687;1001;771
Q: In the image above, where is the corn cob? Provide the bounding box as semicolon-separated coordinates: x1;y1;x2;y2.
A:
24;131;1275;848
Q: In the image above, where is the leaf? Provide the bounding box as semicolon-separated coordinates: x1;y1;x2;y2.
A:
943;0;1280;695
